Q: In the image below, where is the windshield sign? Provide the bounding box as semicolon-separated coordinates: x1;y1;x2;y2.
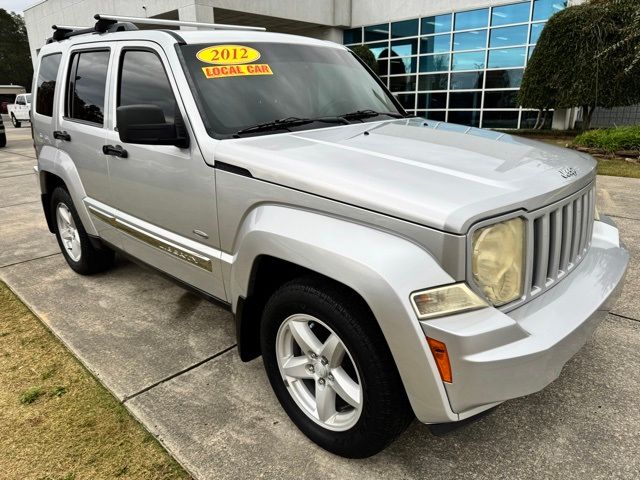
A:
180;42;402;138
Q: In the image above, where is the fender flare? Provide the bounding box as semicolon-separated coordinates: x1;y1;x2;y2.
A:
229;205;459;423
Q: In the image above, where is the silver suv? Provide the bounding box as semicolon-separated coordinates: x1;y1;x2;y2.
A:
32;15;628;458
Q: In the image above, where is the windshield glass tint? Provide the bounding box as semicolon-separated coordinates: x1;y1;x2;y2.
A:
179;43;400;137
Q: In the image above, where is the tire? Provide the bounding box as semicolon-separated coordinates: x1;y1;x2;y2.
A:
261;276;413;458
11;114;20;128
0;132;5;147
51;187;114;274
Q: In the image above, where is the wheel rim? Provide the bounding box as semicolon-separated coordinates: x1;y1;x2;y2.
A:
276;314;363;431
11;116;17;126
56;203;81;262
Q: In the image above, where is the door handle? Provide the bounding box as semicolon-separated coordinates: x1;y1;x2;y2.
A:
102;144;128;158
53;130;71;141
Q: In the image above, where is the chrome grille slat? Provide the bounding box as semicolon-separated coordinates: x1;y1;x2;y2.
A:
528;184;595;299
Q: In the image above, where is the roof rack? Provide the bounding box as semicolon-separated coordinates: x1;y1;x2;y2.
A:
94;14;266;32
47;13;266;43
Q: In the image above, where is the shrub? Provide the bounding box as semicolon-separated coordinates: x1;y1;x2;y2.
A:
573;126;640;153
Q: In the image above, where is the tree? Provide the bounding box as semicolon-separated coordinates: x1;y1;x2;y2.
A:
349;45;379;75
519;0;640;130
0;9;33;92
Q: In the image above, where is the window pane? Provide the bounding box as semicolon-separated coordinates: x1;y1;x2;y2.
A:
365;42;389;59
365;23;389;42
482;111;519;128
452;51;485;70
424;110;447;121
418;73;449;90
389;56;417;74
35;53;61;117
419;54;450;72
453;30;487;50
119;50;177;123
390;75;417;92
487;47;526;68
391;38;418;57
530;23;545;44
391;19;419;38
490;25;528;48
343;28;362;44
68;50;109;125
521;110;552;128
448;110;480;127
485;69;524;88
396;93;416;109
491;2;530;26
484;90;519;108
421;14;452;35
533;0;567;21
450;71;484;89
420;34;451;54
449;91;482;109
455;9;489;31
417;92;447;109
378;59;389;76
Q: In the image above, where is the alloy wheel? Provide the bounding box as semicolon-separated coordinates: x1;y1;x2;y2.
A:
56;203;82;262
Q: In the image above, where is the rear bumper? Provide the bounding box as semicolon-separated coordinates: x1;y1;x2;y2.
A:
420;219;628;416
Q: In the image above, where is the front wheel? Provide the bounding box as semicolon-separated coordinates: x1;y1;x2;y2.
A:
11;114;21;128
261;277;413;458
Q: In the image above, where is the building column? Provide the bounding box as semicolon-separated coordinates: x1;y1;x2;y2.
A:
178;3;214;30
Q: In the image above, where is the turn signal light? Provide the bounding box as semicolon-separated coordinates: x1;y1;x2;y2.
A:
426;337;452;383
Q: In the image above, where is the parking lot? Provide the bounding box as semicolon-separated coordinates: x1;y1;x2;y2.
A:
1;121;639;479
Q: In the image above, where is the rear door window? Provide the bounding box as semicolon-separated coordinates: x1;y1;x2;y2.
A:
66;50;110;125
35;53;61;117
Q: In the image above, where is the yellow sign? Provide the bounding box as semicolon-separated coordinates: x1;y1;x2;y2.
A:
196;45;261;65
202;64;273;79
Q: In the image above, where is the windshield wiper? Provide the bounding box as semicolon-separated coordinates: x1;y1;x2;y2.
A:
234;116;348;137
339;109;405;121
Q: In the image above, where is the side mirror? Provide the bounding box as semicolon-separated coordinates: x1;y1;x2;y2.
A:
116;104;189;148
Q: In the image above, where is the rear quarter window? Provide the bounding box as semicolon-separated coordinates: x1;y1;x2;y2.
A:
35;53;62;117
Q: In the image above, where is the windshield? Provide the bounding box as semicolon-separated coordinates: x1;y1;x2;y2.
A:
179;42;402;138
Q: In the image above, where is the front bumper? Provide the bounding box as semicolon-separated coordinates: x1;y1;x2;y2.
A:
421;219;628;416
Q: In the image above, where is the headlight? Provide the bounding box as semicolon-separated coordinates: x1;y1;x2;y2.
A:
472;217;525;306
410;283;487;320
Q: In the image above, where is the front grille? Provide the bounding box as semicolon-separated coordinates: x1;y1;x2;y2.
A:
527;183;596;298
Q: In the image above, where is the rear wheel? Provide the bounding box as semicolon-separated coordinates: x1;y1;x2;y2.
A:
11;114;20;128
261;277;413;458
51;187;114;274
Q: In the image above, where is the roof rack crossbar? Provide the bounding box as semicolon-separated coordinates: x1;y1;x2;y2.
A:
93;14;266;31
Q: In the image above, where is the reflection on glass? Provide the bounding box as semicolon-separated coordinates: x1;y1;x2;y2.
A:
452;51;486;71
420;34;451;54
378;59;389;76
453;30;487;51
485;69;524;88
482;111;519;128
419;54;450;72
397;93;416;109
449;91;482;109
390;75;417;92
389;56;417;74
484;90;519;108
366;42;388;59
491;2;530;26
422;110;447;121
421;14;452;35
490;25;528;48
488;47;526;68
455;8;489;31
533;0;567;21
451;71;484;90
418;73;449;91
530;23;545;44
365;24;389;42
343;28;362;44
390;38;419;56
417;92;447;109
391;19;419;38
448;110;481;127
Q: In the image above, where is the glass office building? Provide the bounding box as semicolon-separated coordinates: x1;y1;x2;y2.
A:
343;0;567;128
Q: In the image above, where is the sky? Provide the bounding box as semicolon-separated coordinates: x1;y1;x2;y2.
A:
1;0;39;14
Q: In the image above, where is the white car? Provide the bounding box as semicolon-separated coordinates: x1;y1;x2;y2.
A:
7;93;31;127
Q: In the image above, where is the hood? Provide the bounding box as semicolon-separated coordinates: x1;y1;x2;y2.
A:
213;119;596;233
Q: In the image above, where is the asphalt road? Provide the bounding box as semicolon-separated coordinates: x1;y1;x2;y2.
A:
1;123;639;479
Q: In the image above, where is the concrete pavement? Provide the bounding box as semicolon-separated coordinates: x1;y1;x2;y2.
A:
1;123;639;479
